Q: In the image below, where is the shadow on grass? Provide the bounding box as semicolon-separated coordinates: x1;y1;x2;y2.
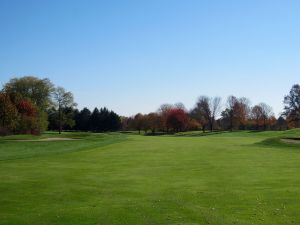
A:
144;130;237;137
175;131;232;137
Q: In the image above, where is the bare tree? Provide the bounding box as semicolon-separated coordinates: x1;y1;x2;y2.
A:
251;103;274;130
251;105;263;130
259;103;274;130
225;96;238;131
174;102;186;111
191;96;221;132
210;97;222;132
53;87;76;134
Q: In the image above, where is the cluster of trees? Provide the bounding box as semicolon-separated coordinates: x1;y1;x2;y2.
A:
122;103;199;134
48;107;121;132
0;77;54;135
0;76;121;135
121;84;300;133
1;76;299;135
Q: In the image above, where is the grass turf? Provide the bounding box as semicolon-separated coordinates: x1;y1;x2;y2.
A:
0;130;299;225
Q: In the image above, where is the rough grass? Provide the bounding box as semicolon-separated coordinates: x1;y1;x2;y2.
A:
0;130;300;225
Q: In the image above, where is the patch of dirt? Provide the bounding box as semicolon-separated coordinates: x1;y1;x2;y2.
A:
14;138;80;142
281;138;300;144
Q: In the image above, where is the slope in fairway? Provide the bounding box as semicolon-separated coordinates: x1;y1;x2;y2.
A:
0;131;300;225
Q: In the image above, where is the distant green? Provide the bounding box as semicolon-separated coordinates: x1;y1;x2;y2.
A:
0;130;299;225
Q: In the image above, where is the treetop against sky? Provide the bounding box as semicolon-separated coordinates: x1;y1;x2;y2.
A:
1;0;299;116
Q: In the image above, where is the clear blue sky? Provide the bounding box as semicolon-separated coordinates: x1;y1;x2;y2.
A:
1;0;299;116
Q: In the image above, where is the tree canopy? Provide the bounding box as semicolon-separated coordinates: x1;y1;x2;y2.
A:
284;84;300;127
1;76;299;135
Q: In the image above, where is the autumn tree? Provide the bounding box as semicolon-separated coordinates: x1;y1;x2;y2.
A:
157;104;173;132
16;99;40;134
0;92;18;135
1;90;45;135
166;108;188;132
268;116;277;130
141;114;150;134
3;76;54;133
283;84;300;128
221;96;250;131
120;116;134;131
133;113;144;134
238;97;251;129
147;112;161;134
187;118;201;131
251;103;274;130
4;76;54;109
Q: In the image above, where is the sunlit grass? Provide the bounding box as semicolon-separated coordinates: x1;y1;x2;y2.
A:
0;130;299;225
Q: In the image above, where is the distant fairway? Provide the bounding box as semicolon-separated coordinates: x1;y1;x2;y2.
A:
0;130;300;225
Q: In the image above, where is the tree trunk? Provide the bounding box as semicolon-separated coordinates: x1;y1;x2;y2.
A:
264;119;267;130
210;118;214;132
2;110;5;127
58;105;62;134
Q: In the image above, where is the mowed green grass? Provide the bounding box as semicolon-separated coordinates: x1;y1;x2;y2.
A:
0;130;300;225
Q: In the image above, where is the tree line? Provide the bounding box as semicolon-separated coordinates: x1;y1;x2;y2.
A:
0;76;121;135
122;85;300;134
1;76;299;135
48;107;121;132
